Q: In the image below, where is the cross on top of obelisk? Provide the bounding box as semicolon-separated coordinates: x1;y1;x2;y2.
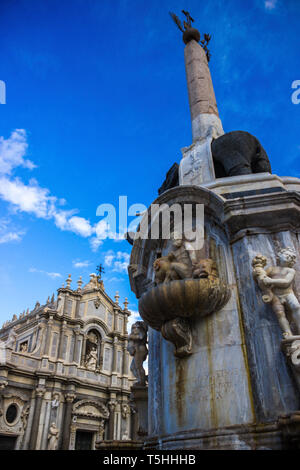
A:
169;10;211;61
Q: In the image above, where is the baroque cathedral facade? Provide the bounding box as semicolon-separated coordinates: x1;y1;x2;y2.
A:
0;272;135;450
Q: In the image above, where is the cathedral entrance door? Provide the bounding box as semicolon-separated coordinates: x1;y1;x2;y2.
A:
75;430;94;450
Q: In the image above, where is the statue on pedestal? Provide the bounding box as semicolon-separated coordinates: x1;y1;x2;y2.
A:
85;345;98;371
127;322;148;386
48;422;59;450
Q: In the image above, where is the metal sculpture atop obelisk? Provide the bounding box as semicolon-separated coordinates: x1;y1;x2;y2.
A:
170;10;224;185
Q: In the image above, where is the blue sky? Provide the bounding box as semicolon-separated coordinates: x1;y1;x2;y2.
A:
0;0;299;327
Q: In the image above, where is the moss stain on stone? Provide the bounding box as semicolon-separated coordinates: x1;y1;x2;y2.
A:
175;356;186;427
206;316;218;429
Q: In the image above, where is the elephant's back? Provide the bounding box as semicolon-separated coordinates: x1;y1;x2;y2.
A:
211;130;257;154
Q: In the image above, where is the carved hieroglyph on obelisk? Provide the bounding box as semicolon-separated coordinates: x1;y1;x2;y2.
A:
170;11;224;185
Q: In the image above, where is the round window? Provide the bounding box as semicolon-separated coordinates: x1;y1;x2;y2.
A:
6;404;18;424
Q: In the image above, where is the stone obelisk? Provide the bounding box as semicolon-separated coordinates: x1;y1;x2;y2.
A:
184;34;223;143
176;15;224;186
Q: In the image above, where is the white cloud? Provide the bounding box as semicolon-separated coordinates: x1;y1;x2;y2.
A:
67;216;93;237
0;129;122;249
29;267;62;279
264;0;277;10
89;236;103;252
0;218;25;244
95;219;110;238
106;276;124;283
0;129;35;176
72;260;91;268
0;176;56;218
104;253;114;267
104;250;130;273
0;231;24;244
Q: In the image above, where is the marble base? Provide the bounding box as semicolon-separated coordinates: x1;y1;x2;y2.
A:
130;384;148;440
201;173;300;199
143;421;285;450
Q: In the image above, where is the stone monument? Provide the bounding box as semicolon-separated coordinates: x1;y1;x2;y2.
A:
128;11;300;449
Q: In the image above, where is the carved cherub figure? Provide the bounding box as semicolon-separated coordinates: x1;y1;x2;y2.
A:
253;248;300;338
192;258;218;281
154;235;193;284
252;254;273;303
127;321;148;386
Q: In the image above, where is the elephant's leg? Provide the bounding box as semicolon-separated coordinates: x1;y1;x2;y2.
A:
219;151;252;177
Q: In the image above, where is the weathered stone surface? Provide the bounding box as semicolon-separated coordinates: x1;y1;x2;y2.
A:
184;40;219;121
232;232;300;422
179;137;216;185
144;422;283;450
129;183;300;449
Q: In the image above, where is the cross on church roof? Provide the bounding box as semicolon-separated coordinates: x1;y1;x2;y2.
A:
96;263;105;280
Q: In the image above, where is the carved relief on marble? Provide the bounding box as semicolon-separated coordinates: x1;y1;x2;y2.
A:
253;247;300;387
252;247;300;338
139;234;231;357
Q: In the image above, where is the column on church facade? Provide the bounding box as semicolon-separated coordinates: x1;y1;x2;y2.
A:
57;321;67;360
61;392;76;450
72;328;81;364
29;386;46;449
112;336;118;374
122;340;129;376
107;398;117;440
80;333;88;366
42;315;54;356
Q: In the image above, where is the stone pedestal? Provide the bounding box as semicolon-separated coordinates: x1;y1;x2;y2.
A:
130;385;148;441
128;178;300;449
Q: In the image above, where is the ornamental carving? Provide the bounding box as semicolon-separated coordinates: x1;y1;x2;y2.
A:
121;403;131;419
139;234;230;357
253;247;300;390
108;399;117;413
73;400;109;419
252;248;300;338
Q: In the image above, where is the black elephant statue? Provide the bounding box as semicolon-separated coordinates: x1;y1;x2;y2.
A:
158;163;179;195
158;131;271;194
211;130;271;178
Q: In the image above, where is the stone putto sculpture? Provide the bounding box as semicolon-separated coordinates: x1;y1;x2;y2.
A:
48;422;59;450
127;321;148;386
252;247;300;338
153;236;193;284
139;234;231;357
